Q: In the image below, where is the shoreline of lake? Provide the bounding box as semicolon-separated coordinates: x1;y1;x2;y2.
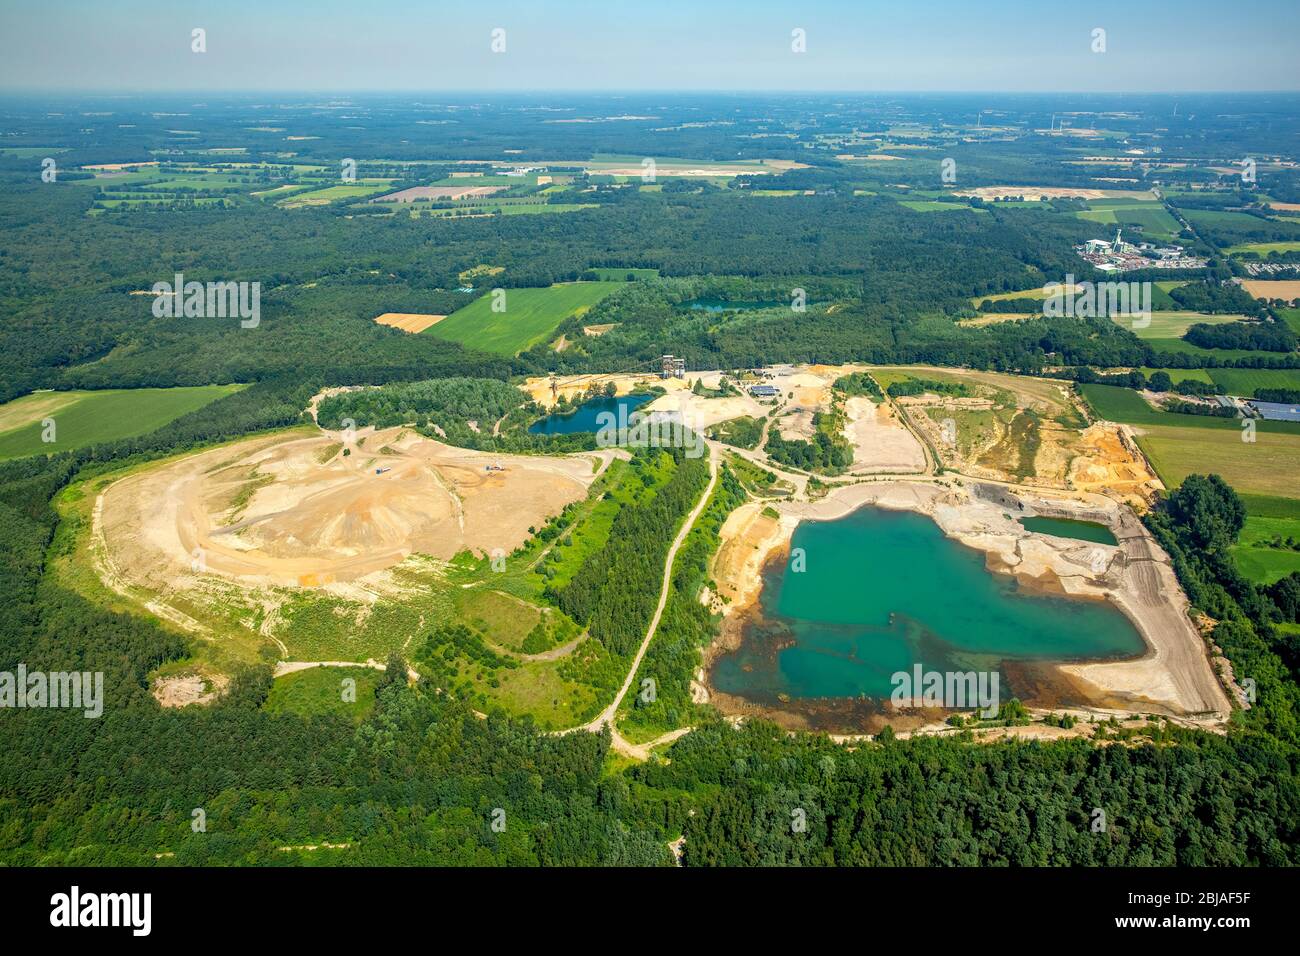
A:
703;479;1232;731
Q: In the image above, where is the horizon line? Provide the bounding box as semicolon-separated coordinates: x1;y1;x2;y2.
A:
4;88;1300;98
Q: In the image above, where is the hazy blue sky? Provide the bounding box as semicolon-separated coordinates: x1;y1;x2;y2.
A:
2;0;1297;93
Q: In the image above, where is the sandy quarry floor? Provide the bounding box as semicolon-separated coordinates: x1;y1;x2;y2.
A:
98;426;601;591
708;480;1230;723
711;501;790;614
373;312;446;333
878;365;1152;496
1068;424;1161;504
644;389;764;431
842;396;927;473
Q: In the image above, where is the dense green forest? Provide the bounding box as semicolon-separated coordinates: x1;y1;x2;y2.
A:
1144;476;1300;744
1185;320;1298;352
314;377;598;453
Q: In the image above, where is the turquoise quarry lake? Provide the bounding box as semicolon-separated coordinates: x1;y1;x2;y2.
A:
527;393;654;435
710;507;1144;704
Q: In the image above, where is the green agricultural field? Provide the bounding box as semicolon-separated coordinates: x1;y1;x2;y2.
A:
73;169;170;189
1277;308;1300;335
1138;368;1214;384
278;181;393;207
1082;382;1300;431
145;176;248;192
1226;240;1300;255
426;281;622;354
969;283;1084;307
1134;423;1300;499
1078;201;1182;241
251;183;314;198
1231;515;1300;584
1142;336;1290;362
0;385;244;460
1182;208;1300;246
1080;384;1300;496
264;666;384;722
1149;284;1181;310
1183;209;1283;229
1239;493;1300;520
1078;384;1222;428
1111;311;1244;340
1208;368;1300;396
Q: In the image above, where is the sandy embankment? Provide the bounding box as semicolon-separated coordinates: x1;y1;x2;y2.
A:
520;372;674;408
707;480;1230;723
711;502;796;615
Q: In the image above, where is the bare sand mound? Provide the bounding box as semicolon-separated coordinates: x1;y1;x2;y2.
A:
1068;424;1161;504
644;391;762;430
152;673;227;707
100;428;598;590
